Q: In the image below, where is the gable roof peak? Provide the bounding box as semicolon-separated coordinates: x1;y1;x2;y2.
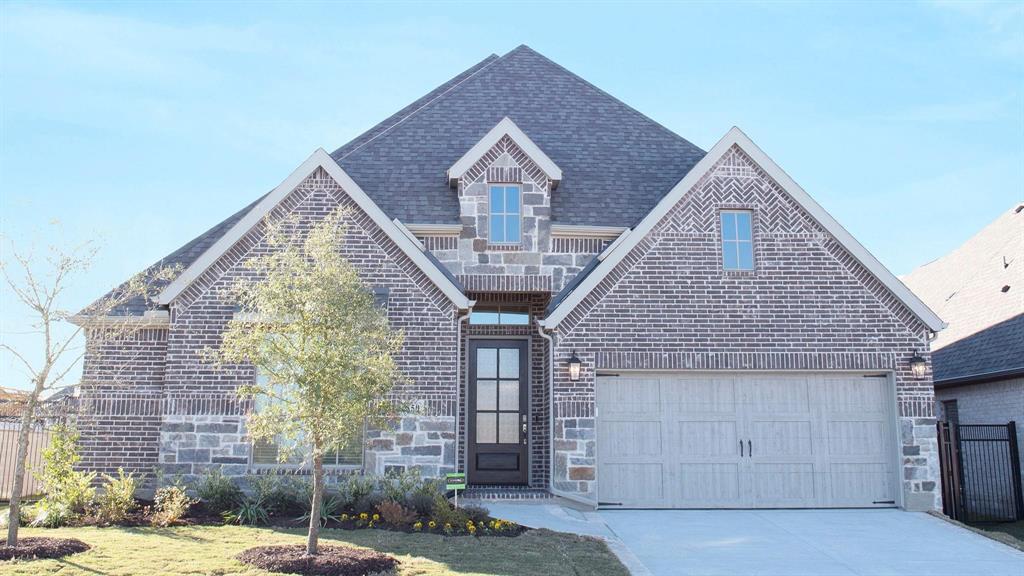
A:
447;116;562;187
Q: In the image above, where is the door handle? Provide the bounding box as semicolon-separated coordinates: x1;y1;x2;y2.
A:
748;440;752;457
740;440;744;457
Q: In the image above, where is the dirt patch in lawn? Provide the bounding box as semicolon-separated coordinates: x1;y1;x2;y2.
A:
236;544;398;576
0;537;90;561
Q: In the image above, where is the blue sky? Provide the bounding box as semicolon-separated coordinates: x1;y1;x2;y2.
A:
1;1;1021;390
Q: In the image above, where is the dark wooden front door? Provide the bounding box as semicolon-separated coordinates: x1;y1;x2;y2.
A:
468;340;528;485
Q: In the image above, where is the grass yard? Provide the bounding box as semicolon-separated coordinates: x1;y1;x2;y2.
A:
970;520;1024;552
0;524;628;576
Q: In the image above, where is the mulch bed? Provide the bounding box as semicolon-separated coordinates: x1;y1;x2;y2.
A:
236;544;398;576
0;537;90;561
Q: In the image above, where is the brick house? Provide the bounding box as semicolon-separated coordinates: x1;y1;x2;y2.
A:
903;204;1023;500
74;46;946;511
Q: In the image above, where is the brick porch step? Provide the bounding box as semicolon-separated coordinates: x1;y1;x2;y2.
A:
459;485;553;501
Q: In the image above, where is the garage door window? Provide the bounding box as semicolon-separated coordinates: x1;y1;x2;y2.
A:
721;210;754;270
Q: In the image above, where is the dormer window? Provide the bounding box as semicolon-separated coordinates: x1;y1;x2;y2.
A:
489;185;522;244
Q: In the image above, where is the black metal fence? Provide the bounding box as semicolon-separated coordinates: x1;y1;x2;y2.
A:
938;421;1024;522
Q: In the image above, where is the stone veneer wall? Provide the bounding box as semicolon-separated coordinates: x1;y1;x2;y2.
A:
79;167;463;484
548;146;941;511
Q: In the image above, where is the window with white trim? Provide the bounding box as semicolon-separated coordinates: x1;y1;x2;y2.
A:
489;185;521;244
720;210;754;270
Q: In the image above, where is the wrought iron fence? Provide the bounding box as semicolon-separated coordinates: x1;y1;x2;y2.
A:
938;420;1024;522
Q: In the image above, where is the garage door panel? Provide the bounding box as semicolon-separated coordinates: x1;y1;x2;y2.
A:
599;463;664;505
828;420;888;457
678;421;738;457
678;463;742;505
823;376;888;414
597;378;661;416
750;420;814;457
753;463;816;504
830;463;894;504
740;376;810;414
599;420;662;458
668;378;737;413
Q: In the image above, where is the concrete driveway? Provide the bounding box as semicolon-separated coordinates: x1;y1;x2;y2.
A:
484;503;1024;576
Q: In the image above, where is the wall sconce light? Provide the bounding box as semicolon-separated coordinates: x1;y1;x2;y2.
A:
567;351;582;382
908;350;927;380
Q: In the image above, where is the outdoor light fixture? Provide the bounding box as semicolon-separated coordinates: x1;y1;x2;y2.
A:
567;351;582;381
908;350;927;380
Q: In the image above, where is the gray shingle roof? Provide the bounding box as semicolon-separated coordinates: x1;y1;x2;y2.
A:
332;45;706;227
88;46;707;316
903;203;1024;383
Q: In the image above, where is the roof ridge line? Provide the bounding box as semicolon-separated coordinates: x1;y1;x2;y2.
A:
334;53;504;162
515;46;706;155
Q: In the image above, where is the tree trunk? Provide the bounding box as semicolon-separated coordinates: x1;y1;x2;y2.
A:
306;451;324;556
6;387;41;547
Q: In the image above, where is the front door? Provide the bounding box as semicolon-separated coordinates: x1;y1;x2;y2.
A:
468;340;529;484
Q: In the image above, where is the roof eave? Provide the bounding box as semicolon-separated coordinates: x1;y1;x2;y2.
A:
156;149;471;311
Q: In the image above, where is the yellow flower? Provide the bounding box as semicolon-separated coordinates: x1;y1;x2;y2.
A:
413;521;423;531
428;520;437;529
372;514;380;522
468;525;477;534
359;513;368;520
340;513;349;521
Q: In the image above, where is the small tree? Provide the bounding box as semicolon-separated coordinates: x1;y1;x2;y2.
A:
213;209;407;555
0;231;176;545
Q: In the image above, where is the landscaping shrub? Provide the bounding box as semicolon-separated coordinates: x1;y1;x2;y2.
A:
297;493;342;527
376;500;417;526
352;490;384;515
228;498;270;526
405;489;436;517
94;468;137;525
337;474;374;510
461;503;490;524
429;492;469;533
380;468;423;503
150;484;196;527
31;424;96;526
248;473;308;516
195;468;243;514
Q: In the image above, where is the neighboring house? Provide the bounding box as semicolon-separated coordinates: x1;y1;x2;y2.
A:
903;204;1023;489
73;46;946;511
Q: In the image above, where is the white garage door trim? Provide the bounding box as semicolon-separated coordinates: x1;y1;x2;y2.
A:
595;371;900;509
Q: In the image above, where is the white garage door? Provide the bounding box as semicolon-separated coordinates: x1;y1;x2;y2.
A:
596;372;897;508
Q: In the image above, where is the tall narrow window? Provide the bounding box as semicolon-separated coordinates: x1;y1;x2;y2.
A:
720;210;754;270
489;185;521;244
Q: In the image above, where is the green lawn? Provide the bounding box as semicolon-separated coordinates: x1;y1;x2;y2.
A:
970;520;1024;552
0;524;628;576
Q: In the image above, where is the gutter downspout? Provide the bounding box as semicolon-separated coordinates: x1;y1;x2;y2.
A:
536;320;597;508
455;310;471;475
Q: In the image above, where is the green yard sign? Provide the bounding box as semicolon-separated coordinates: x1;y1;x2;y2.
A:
445;472;466;491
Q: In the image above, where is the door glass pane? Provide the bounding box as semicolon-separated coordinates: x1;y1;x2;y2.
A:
498;413;519;444
476;413;496;444
499;380;519;411
499;348;519;378
477;380;497;411
477;348;497;378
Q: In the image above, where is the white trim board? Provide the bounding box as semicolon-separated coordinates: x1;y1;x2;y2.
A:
542;126;946;332
550;224;628;238
447;117;562;187
157;149;471;310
